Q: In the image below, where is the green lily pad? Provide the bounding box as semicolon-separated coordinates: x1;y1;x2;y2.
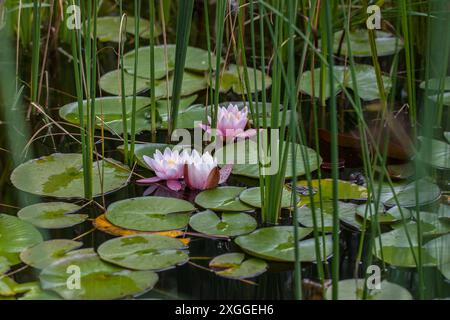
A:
296;179;368;206
384;163;415;180
333;30;403;57
0;256;11;274
0;214;43;266
234;226;316;262
209;253;267;280
99;69;149;96
123;45;218;79
239;187;292;209
445;132;450;144
10;153;130;199
195;187;254;212
59;96;156;135
356;204;411;224
438;205;450;222
299;64;392;101
418;136;450;170
429;92;450;106
325;279;412;300
374;222;437;268
212;64;272;94
17;202;87;229
398;211;450;238
419;77;450;91
105;196;195;232
189;210;257;237
17;282;62;300
298;201;357;232
98;234;189;271
215;140;322;179
94;16;161;42
40;252;158;300
382;179;441;208
20;239;87;269
425;234;450;280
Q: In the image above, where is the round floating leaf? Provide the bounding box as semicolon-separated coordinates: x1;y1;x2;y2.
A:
105;196;195;232
374;223;437;268
94;16;161;42
59;96;155;135
298;201;357;232
399;211;450;238
0;214;43;266
189;210;257;237
18;283;62;300
356;204;411;224
209;253;267;280
332;30;404;57
195;187;254;212
382;179;441;208
295;179;368;206
428;92;450;106
299;64;392;101
234;226;314;262
17;202;87;229
124;45;217;79
418;136;450;170
10;153;130;199
419;77;450;91
40;252;158;300
99;69;149;96
98;234;189;271
0;256;11;274
438;205;450;222
216;140;321;179
325;279;412;300
239;187;291;209
425;234;450;280
445;132;450;144
212;64;272;94
383;163;415;180
20;239;86;269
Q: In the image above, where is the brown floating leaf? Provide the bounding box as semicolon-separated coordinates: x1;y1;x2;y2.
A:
93;214;190;245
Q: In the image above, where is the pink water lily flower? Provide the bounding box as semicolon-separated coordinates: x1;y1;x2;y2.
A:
184;150;232;190
201;104;256;141
136;148;190;191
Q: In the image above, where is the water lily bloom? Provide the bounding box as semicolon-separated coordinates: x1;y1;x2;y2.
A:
136;148;190;191
184;150;232;190
201;104;256;141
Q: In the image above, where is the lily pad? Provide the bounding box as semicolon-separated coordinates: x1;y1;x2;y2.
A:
40;252;158;300
20;239;87;269
94;16;161;42
425;234;450;280
17;283;62;300
105;196;195;232
17;202;87;229
189;210;257;237
212;64;272;94
332;30;403;57
382;179;441;208
298;201;357;232
374;222;437;268
99;69;149;96
356;204;411;224
419;77;450;91
59;96;156;135
123;45;217;79
418;136;450;170
239;187;292;209
429;92;450;106
325;279;412;300
10;153;130;199
299;64;392;101
0;214;43;266
209;253;267;280
195;187;254;212
234;226;317;262
296;179;368;206
98;234;189;271
215;140;322;179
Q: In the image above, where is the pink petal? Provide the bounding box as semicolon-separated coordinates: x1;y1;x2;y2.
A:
203;167;220;190
219;164;233;184
136;176;162;185
166;180;183;191
236;129;257;139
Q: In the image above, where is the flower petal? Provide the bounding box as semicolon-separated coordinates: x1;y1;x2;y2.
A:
136;176;162;185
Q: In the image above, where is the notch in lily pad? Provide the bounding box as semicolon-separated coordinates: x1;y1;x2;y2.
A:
209;253;267;280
